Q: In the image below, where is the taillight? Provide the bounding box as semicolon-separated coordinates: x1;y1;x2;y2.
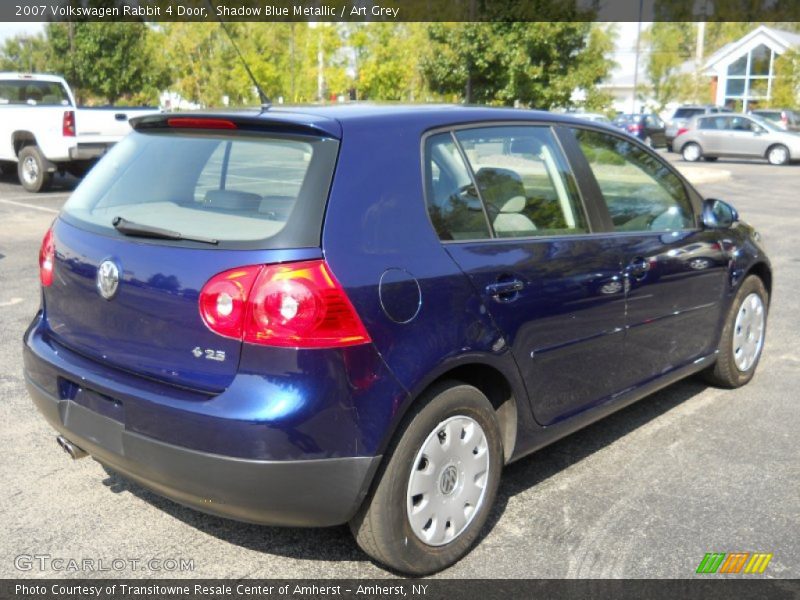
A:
628;123;642;133
676;127;689;137
199;260;371;349
167;117;237;130
39;227;55;287
62;110;75;137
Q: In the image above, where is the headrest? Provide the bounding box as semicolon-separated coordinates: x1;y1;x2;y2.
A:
500;196;526;213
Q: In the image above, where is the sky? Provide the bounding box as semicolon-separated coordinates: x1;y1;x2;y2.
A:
0;22;44;43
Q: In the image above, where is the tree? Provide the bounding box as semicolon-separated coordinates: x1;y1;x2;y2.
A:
772;49;800;109
46;22;169;104
644;23;696;110
422;22;615;109
0;34;49;73
349;23;427;101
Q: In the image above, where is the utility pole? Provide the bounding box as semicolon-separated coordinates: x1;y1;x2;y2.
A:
695;21;706;103
631;0;644;114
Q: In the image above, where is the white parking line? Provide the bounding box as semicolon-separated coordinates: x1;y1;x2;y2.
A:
0;198;59;213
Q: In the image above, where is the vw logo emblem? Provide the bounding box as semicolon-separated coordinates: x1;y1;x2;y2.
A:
440;465;459;495
96;260;120;300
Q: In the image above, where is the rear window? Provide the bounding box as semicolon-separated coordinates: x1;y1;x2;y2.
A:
61;130;339;248
0;80;71;106
673;108;704;119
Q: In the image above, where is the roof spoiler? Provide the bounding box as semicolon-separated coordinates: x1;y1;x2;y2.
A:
130;112;342;139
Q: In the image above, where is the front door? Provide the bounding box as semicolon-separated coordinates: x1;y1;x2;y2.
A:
570;128;728;389
423;125;626;426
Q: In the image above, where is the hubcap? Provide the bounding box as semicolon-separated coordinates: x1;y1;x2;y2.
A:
406;415;490;546
733;293;765;372
22;156;39;184
684;145;700;161
769;147;787;165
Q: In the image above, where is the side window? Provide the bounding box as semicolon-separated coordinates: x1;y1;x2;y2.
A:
454;126;588;238
574;129;695;232
424;133;490;241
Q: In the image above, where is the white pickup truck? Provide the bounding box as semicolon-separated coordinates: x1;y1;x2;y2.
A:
0;73;160;192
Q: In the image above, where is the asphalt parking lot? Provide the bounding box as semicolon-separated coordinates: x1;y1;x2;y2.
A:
0;154;798;579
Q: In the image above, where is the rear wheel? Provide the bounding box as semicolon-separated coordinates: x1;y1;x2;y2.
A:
17;145;52;193
682;142;702;162
704;275;768;388
766;144;789;166
350;381;503;575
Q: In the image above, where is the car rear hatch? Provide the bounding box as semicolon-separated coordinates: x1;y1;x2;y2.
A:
42;113;341;393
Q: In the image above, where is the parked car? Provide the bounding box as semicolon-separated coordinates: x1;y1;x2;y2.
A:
674;113;800;165
749;108;800;132
665;105;723;151
570;112;612;124
0;72;160;192
613;113;667;147
24;106;771;575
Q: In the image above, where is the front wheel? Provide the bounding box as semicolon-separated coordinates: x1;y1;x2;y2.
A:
704;275;768;388
350;381;503;575
17;145;52;193
766;144;790;166
682;142;702;162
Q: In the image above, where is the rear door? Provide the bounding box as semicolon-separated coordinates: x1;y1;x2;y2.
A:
695;116;729;155
569;128;727;388
425;124;626;426
46;121;339;392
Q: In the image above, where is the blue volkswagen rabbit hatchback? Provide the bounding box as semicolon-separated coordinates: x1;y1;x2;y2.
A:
24;106;771;574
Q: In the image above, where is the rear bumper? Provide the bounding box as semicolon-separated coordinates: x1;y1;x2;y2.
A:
26;375;380;527
22;315;391;526
68;143;113;161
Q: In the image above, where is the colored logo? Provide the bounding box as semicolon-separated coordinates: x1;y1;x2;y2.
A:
696;552;773;574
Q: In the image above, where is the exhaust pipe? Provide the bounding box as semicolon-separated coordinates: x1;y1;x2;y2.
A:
56;435;88;460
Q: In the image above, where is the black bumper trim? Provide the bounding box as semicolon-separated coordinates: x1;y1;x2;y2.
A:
26;375;381;527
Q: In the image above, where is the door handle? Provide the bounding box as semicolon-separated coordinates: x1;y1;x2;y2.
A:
486;279;524;300
626;257;650;278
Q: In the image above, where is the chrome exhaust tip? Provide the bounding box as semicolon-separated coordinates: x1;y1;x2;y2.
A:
56;435;88;460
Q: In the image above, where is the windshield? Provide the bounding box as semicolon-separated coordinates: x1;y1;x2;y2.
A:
62;130;339;248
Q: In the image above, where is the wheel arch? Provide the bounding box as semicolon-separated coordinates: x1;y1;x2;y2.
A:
12;131;37;156
746;261;772;301
396;359;522;464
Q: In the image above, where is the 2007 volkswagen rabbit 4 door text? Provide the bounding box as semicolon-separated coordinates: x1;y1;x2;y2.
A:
24;106;771;575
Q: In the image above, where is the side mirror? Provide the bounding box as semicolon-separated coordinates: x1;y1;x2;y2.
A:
702;198;738;229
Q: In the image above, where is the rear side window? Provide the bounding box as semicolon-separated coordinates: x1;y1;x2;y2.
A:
62;130;339;248
0;80;71;106
455;127;588;238
424;133;490;241
574;129;694;232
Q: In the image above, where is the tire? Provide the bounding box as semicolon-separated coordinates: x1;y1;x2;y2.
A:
17;145;52;193
666;144;673;153
350;381;503;575
766;144;789;166
703;156;719;162
644;135;653;148
682;142;702;162
703;275;768;388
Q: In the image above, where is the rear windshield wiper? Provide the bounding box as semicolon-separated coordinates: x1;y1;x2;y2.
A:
112;217;218;245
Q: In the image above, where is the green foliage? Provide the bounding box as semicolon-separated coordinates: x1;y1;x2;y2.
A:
46;23;169;104
0;34;49;73
422;23;615;109
772;49;800;109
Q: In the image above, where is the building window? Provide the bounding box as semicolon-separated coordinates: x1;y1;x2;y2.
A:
724;43;777;111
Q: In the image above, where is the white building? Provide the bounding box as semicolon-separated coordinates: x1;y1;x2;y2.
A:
703;25;800;112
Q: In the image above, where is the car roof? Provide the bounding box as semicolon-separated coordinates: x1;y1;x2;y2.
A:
137;104;619;139
0;72;67;84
